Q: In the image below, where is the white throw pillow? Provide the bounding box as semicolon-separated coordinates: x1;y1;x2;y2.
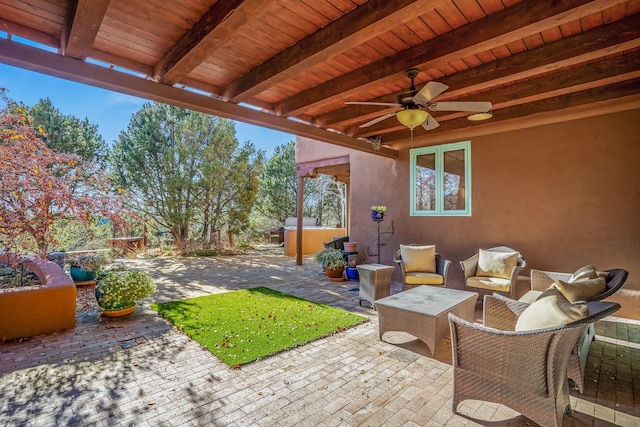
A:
515;287;589;331
400;244;436;273
554;277;606;302
569;264;599;283
476;249;519;279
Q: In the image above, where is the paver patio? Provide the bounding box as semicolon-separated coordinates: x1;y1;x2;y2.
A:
1;246;638;426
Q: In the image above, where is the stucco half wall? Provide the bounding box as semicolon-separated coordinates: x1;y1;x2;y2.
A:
296;108;640;295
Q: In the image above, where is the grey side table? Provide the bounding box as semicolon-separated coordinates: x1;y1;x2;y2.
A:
356;263;394;308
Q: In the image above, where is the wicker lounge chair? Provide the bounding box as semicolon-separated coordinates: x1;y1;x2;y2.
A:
449;294;620;427
460;246;526;299
393;245;451;290
527;267;628;393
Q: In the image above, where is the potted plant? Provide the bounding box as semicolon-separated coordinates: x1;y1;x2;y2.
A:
314;248;347;281
94;267;156;317
67;252;112;283
370;205;387;222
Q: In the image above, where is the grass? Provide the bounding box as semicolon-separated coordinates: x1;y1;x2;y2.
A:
151;287;368;367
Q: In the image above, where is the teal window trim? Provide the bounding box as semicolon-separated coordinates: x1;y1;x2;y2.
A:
410;141;471;216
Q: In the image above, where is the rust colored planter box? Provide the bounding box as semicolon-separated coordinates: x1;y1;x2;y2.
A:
0;254;76;341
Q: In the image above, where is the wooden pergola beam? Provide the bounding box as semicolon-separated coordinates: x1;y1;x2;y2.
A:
222;0;449;102
61;0;111;59
386;78;640;148
0;38;398;159
352;47;640;138
319;12;640;132
275;0;628;116
154;0;275;85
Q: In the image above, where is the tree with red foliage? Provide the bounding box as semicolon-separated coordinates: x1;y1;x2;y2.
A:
0;88;129;258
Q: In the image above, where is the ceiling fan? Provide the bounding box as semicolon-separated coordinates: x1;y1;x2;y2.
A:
345;68;492;131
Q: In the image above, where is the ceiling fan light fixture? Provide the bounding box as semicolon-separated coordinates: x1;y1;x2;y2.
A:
467;111;493;121
396;108;428;129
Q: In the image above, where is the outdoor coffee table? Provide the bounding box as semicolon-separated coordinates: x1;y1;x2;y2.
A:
375;286;478;357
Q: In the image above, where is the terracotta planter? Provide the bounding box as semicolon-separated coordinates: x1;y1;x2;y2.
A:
325;266;345;281
100;305;136;317
344;242;357;252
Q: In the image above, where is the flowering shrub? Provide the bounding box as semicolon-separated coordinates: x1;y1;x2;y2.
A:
0;88;131;258
95;269;156;309
370;205;387;213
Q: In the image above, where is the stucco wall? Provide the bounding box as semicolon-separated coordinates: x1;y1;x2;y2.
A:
297;108;640;292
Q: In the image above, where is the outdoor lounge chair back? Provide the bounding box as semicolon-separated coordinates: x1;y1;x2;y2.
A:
460;246;526;299
530;268;628;301
393;246;452;290
449;295;620;427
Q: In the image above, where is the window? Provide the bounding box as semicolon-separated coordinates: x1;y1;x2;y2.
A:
410;141;471;216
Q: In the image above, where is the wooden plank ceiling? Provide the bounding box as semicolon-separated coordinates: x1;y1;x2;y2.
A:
0;0;639;158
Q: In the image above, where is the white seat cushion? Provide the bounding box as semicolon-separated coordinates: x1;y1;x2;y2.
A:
466;276;510;293
518;290;544;304
405;272;444;286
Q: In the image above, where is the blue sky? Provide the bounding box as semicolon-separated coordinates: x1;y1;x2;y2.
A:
0;63;294;157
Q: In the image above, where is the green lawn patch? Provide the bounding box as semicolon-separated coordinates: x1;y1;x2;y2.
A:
151;287;368;367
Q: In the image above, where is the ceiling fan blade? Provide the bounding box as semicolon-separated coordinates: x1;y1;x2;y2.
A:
422;115;440;131
413;81;449;104
359;112;397;128
430;101;492;112
345;101;401;107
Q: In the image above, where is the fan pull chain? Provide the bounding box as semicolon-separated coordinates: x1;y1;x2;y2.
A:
410;127;414;150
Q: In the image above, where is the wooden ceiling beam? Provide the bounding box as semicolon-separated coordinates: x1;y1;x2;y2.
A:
61;0;111;59
222;0;449;103
351;47;640;138
383;78;640;147
0;38;398;159
275;0;628;116
319;13;640;129
0;17;59;48
154;0;275;85
389;94;640;151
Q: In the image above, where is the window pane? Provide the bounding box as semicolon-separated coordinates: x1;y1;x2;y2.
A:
415;152;436;211
443;149;465;211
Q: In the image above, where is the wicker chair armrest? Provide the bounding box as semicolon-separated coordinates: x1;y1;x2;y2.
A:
436;255;452;286
530;269;572;291
392;249;405;278
460;254;478;280
519;256;527;270
483;294;529;330
392;249;401;264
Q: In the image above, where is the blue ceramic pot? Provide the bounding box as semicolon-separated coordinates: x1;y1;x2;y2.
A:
70;266;96;282
371;210;384;222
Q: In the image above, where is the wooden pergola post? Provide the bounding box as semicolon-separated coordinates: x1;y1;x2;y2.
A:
296;176;304;266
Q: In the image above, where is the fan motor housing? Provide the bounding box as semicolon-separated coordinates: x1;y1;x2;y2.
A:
397;91;418;105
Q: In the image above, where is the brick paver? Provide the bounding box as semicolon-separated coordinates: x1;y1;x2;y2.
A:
1;246;638;426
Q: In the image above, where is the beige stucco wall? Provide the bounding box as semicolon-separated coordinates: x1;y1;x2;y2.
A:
297;108;640;293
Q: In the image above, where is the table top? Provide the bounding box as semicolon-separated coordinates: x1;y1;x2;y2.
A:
357;263;395;271
375;286;478;316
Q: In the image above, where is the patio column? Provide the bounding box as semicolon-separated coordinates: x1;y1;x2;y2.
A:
296;175;304;266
